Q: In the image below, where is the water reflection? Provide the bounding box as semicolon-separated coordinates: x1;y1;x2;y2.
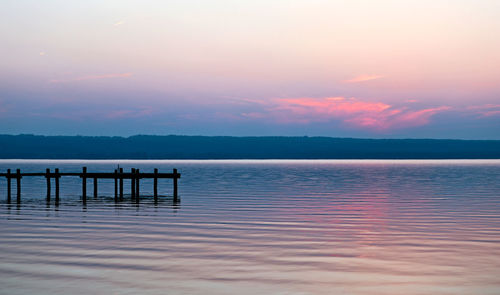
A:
0;160;499;295
2;195;181;213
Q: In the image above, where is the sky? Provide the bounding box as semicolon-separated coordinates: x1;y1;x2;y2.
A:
0;0;499;139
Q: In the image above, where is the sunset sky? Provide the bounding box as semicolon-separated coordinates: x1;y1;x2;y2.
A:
1;0;499;138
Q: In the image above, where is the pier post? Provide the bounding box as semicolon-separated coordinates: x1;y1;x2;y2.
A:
154;168;158;201
94;177;98;198
55;168;60;204
119;168;123;200
135;169;140;203
114;169;118;202
16;169;21;203
82;167;87;204
7;169;11;203
173;168;178;201
131;168;136;200
46;168;51;202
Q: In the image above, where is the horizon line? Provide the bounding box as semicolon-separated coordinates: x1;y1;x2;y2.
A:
2;134;500;141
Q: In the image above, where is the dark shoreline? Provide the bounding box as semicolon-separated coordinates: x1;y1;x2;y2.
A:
1;134;500;159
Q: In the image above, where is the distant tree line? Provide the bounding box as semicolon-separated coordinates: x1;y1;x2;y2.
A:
0;134;499;159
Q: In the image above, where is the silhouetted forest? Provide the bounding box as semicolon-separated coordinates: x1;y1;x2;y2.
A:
0;134;499;159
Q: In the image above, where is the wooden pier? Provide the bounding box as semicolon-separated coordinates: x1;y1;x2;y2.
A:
0;167;180;204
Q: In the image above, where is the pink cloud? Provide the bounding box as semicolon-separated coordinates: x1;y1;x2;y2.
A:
343;74;384;83
481;110;500;117
238;97;449;131
276;97;391;117
50;73;133;83
345;106;450;130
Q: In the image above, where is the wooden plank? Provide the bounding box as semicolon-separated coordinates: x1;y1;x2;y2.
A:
0;172;181;178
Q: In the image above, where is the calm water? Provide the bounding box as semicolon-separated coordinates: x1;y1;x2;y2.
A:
1;160;500;295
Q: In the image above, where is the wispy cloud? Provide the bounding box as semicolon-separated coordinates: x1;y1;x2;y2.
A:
343;74;384;83
234;96;449;131
49;73;133;83
46;107;153;121
481;110;500;117
344;106;450;130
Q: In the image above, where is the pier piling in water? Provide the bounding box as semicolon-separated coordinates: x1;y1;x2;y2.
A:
55;168;60;204
6;169;11;203
173;168;178;201
135;169;140;203
16;169;21;203
154;168;158;201
119;168;124;200
114;169;118;202
131;168;136;200
46;168;51;202
82;167;87;204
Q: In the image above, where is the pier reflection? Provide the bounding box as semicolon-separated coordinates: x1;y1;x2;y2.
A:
1;195;181;213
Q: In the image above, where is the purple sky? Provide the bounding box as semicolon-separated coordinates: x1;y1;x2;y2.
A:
1;0;499;138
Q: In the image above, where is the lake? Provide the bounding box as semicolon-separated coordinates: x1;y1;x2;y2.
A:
1;160;500;295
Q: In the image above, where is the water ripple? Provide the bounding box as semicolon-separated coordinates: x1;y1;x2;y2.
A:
1;160;500;294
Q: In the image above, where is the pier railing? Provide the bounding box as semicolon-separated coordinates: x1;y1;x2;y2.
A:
0;167;180;204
